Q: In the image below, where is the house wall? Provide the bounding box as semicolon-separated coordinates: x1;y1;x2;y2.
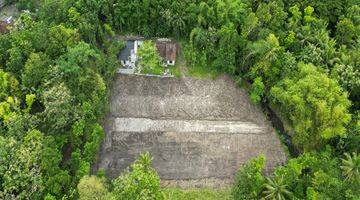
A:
167;60;175;66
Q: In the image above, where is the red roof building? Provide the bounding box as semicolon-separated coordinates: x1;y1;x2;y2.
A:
156;39;177;66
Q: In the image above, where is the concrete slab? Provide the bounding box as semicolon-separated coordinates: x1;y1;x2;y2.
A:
113;117;266;134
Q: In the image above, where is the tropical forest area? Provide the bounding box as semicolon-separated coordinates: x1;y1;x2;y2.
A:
0;0;359;199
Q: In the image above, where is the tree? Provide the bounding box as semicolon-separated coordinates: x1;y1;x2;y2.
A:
270;63;351;151
263;176;292;200
57;42;98;76
0;69;20;101
22;52;50;92
341;152;360;183
137;41;163;75
212;23;238;73
41;82;73;135
46;25;80;58
77;175;109;200
83;124;105;162
246;34;284;87
112;153;163;200
336;18;356;46
0;130;45;199
162;1;187;37
15;0;37;11
332;46;360;105
240;12;259;40
250;77;265;103
232;156;266;199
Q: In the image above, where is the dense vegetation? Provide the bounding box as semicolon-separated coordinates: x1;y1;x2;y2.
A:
0;0;359;199
137;41;164;75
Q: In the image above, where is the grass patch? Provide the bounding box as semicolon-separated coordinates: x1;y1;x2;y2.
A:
170;66;181;78
187;64;220;79
179;41;221;79
163;188;232;200
142;65;164;75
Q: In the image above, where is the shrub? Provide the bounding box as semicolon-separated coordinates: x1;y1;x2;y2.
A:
112;153;163;200
77;175;109;200
232;155;266;200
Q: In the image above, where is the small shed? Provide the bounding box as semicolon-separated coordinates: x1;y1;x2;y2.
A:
156;39;177;66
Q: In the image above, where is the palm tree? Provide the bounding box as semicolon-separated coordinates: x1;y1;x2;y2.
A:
263;175;292;200
341;152;360;183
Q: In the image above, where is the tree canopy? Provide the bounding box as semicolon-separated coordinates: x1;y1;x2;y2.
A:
0;0;359;199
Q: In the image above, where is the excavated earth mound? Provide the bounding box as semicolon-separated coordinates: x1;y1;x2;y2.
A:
94;74;287;188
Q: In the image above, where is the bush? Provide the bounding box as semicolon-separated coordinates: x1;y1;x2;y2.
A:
137;41;164;75
232;155;266;200
77;175;109;200
250;77;265;103
112;153;163;200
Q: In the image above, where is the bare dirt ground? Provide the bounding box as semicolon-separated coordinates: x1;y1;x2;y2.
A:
94;74;287;188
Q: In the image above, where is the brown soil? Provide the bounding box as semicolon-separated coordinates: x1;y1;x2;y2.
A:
94;74;287;188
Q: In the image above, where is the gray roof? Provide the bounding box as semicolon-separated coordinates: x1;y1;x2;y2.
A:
118;40;135;61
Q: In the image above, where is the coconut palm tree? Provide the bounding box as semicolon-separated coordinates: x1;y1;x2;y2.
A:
263;175;292;200
341;152;360;182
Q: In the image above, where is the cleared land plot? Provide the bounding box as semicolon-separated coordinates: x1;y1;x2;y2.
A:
95;74;287;188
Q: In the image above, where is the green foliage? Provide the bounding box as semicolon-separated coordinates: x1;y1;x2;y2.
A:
232;155;266;200
137;41;164;75
246;34;283;87
341;152;360;183
263;176;292;200
112;153;163;200
41;82;73;135
77;175;109;200
83;124;105;162
270;63;351;151
163;188;232;200
46;25;80;58
271;149;360;199
250;77;265;103
0;69;19;101
1;0;360;199
0;130;44;199
0;6;121;197
57;42;98;75
331;46;360;105
212;23;238;74
336;18;357;46
22;53;50;92
8;0;37;11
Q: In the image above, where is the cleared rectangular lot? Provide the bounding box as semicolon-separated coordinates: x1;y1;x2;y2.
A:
95;74;287;188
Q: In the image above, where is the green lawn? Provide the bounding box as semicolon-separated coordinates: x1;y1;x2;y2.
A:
163;188;233;200
142;64;164;75
178;41;221;79
186;64;220;79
